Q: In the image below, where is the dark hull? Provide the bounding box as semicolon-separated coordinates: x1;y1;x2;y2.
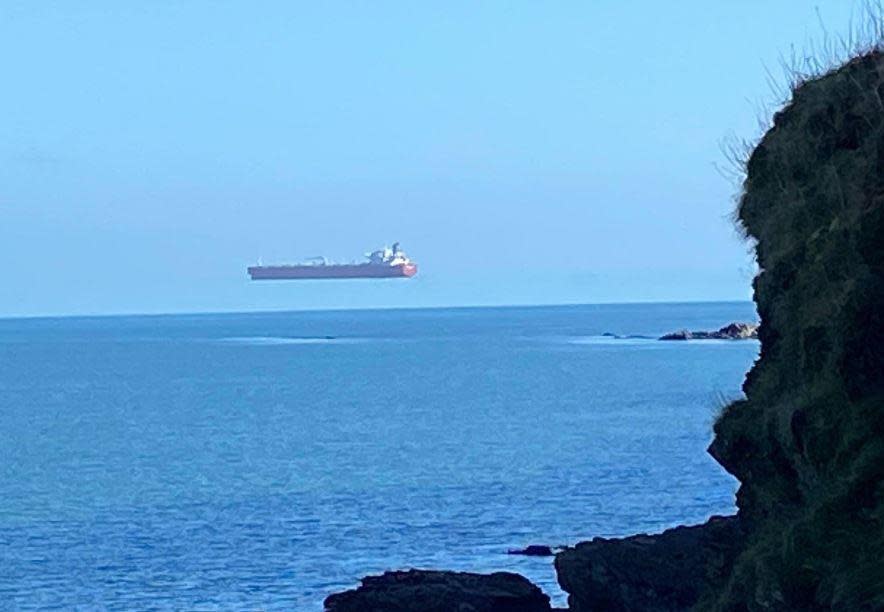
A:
248;263;417;280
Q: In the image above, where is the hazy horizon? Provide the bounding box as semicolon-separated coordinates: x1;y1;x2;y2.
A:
0;297;756;322
1;1;861;317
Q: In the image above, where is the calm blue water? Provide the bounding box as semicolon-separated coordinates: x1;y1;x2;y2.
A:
0;302;758;610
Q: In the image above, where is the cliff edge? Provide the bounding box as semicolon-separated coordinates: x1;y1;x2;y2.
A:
705;49;884;610
557;49;884;612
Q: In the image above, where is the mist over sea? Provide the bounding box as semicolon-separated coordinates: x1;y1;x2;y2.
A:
0;302;758;609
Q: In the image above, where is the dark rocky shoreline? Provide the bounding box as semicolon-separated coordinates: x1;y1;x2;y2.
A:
555;516;743;612
324;570;554;612
324;49;884;612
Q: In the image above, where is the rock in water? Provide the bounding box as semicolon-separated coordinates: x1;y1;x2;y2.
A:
507;545;555;557
659;329;694;340
712;322;758;339
555;516;743;612
659;322;759;340
324;569;552;612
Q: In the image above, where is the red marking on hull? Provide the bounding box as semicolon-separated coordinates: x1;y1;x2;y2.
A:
248;263;418;280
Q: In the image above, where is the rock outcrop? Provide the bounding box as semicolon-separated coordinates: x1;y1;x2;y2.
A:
555;516;743;612
324;569;552;612
704;49;884;611
507;545;556;557
557;49;884;611
659;322;759;341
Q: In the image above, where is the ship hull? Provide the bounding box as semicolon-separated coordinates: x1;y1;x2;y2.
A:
248;263;417;280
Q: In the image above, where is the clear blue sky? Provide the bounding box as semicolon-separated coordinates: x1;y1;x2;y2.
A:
0;1;862;317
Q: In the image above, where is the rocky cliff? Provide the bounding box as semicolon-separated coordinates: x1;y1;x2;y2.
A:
704;48;884;610
557;48;884;612
555;49;884;612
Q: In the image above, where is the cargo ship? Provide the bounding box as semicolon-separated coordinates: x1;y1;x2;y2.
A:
248;243;418;280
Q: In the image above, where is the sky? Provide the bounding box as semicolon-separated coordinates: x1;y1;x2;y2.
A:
0;1;865;317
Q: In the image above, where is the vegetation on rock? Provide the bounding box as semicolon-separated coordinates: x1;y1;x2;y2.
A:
707;48;884;610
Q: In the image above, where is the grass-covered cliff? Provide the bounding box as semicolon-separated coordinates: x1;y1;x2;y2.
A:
706;49;884;610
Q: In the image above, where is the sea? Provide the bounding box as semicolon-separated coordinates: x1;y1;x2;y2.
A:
0;302;759;610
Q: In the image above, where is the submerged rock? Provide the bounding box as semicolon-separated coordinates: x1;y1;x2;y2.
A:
324;569;552;612
555;516;743;612
507;545;555;557
601;332;655;339
659;322;759;341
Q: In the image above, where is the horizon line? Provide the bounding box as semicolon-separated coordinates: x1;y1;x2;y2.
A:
0;298;756;323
